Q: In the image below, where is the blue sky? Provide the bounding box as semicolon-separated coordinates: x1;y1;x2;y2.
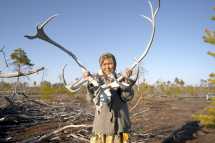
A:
0;0;215;85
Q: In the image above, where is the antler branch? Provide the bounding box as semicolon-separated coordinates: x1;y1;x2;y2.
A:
117;0;160;83
25;15;88;72
131;0;160;70
25;0;160;93
61;0;160;92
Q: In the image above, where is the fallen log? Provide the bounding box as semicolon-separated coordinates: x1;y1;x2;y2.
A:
0;67;44;78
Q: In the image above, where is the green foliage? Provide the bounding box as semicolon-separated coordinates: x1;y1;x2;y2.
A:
134;79;207;97
208;51;215;57
40;93;54;101
196;7;215;128
40;81;54;95
203;29;215;45
0;81;12;90
203;8;215;45
135;82;154;96
193;106;215;128
193;114;215;128
195;95;215;128
153;79;188;96
10;48;33;67
208;73;215;89
39;81;73;101
174;77;185;86
184;86;196;96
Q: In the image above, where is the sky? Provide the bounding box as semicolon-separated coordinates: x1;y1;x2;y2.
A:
0;0;215;85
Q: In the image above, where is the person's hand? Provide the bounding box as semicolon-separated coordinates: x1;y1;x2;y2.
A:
122;68;132;79
82;70;90;80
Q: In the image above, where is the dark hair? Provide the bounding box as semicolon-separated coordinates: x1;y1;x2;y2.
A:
99;52;117;69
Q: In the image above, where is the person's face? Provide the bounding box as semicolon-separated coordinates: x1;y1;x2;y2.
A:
101;58;115;75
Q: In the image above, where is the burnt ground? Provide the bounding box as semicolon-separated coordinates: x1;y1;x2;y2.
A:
130;95;215;143
0;93;215;143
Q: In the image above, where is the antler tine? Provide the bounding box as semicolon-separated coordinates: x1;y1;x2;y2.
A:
61;64;87;93
143;0;160;24
65;83;81;93
24;14;58;40
148;0;154;20
134;0;160;66
62;64;79;93
117;0;159;84
141;15;152;23
26;14;92;93
154;0;160;17
140;0;160;25
65;79;87;93
38;14;59;29
62;64;68;85
25;14;88;70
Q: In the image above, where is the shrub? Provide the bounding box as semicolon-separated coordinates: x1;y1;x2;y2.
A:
193;99;215;128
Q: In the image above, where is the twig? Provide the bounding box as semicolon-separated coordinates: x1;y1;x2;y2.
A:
38;124;92;141
131;109;149;118
130;93;144;112
69;133;90;142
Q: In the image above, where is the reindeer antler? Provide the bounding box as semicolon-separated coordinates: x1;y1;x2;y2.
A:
25;14;88;72
25;0;160;93
25;16;100;92
117;0;160;82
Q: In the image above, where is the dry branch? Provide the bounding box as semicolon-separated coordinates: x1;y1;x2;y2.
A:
38;124;92;141
0;67;44;78
130;93;144;112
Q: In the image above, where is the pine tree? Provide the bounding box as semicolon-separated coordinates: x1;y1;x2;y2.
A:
203;7;215;90
10;48;33;72
10;48;34;94
203;7;215;45
194;7;215;128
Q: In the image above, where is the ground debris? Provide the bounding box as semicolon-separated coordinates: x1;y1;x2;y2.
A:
0;94;213;143
0;95;93;143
